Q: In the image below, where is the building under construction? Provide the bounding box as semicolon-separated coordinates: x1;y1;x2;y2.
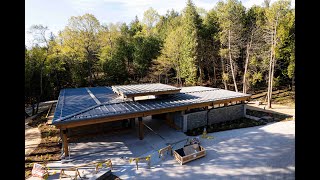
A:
51;83;251;156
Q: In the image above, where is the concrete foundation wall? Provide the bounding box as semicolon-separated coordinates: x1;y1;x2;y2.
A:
166;111;184;129
208;104;244;124
185;111;207;131
181;104;245;132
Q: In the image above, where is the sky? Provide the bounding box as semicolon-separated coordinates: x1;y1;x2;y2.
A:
25;0;295;46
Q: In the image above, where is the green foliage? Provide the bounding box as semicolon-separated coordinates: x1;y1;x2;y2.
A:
180;0;202;85
287;61;294;79
222;73;229;81
143;7;160;29
25;0;295;105
132;35;161;80
155;26;184;83
103;37;130;84
129;16;143;37
273;76;280;87
250;72;263;85
59;13;101;86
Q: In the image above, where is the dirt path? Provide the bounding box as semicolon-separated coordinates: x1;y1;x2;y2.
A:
25;118;42;156
246;101;295;117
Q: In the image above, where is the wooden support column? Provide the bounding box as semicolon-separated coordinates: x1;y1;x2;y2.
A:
138;117;144;140
241;101;246;116
129;118;135;128
62;129;69;157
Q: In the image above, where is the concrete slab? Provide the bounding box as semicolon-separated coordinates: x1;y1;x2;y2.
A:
44;117;294;180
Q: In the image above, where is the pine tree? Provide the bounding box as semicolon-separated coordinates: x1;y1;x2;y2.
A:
180;0;202;85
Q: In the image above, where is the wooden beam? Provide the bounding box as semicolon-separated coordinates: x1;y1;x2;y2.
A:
62;129;69;157
55;96;250;129
138;117;143;140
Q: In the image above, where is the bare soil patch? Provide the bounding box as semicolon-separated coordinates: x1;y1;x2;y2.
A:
25;111;61;179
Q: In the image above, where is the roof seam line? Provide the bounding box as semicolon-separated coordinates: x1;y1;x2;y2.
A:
86;88;101;105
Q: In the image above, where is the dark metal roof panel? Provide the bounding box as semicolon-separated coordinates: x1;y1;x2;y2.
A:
112;83;181;97
53;88;251;125
53;88;97;122
52;86;128;123
88;86;119;103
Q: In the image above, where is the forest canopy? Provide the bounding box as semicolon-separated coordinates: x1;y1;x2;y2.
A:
25;0;294;110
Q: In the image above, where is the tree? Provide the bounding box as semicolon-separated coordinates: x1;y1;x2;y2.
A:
155;26;184;85
129;16;143;37
154;9;180;40
200;9;220;86
132;35;161;81
242;6;266;93
180;0;202;85
142;7;160;34
264;0;291;108
98;23;122;79
59;13;101;86
27;25;51;114
216;0;246;92
103;36;130;84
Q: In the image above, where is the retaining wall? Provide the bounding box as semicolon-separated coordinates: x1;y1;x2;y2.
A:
180;104;245;132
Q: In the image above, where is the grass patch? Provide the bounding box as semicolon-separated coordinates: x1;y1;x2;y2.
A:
185;117;267;136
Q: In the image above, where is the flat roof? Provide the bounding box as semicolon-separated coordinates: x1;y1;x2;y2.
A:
52;86;251;128
111;83;181;98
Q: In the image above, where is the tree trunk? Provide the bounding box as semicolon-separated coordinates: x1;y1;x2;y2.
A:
267;44;273;108
38;58;46;115
228;30;238;92
267;15;279;108
198;56;204;85
40;69;43;97
89;63;93;86
243;32;253;94
291;75;295;91
220;45;227;90
31;103;35;116
213;64;217;86
199;65;203;85
35;96;40;114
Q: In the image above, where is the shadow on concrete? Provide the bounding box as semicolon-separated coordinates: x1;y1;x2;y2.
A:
48;117;295;180
126;122;295;180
